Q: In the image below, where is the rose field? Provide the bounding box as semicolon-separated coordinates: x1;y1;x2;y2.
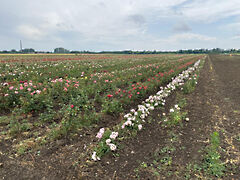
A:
1;54;240;179
0;54;202;141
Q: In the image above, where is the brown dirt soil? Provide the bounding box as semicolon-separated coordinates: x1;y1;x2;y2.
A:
1;54;240;179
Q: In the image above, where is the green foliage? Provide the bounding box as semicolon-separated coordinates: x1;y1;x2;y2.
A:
0;116;10;126
17;145;28;155
8;118;21;136
49;105;79;139
178;97;187;108
203;131;225;177
20;94;53;114
1;91;21;109
7;115;32;136
39;109;56;123
81;109;99;126
182;78;196;94
102;99;123;115
94;129;112;157
166;109;187;127
48;101;99;140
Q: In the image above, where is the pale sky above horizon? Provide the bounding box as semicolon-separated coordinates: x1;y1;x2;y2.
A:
1;0;240;51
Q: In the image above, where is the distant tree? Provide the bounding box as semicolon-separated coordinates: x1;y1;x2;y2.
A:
70;50;82;54
22;48;35;53
2;50;8;53
178;50;184;54
10;49;17;53
54;47;69;53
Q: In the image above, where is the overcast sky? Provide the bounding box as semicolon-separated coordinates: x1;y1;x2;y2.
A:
1;0;240;51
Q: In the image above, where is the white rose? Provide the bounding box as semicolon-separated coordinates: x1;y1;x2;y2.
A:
106;139;111;145
109;143;117;151
138;124;143;130
110;132;118;140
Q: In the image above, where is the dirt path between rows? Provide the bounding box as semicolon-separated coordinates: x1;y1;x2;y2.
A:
1;54;240;179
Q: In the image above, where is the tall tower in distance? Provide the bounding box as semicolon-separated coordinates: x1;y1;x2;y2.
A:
20;40;23;52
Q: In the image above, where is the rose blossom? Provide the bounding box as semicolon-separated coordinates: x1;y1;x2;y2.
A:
92;151;100;161
96;128;105;139
36;90;41;94
110;132;118;140
138;124;143;130
106;139;111;145
108;143;117;151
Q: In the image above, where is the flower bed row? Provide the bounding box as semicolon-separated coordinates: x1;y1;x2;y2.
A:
92;59;202;161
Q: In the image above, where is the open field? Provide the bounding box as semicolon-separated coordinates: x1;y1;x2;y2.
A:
1;54;240;179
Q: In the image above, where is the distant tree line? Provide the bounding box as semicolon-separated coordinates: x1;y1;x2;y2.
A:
0;48;52;54
1;48;240;54
0;48;35;54
94;48;240;54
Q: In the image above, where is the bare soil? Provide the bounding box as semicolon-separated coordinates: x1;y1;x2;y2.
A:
1;54;240;179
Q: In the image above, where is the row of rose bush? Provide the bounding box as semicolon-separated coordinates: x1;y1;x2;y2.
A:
92;59;202;161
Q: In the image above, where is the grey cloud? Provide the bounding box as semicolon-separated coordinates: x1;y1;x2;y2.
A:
173;22;191;32
127;14;146;26
97;2;106;7
56;23;74;31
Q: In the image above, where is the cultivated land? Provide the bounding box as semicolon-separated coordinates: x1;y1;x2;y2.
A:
0;54;240;179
